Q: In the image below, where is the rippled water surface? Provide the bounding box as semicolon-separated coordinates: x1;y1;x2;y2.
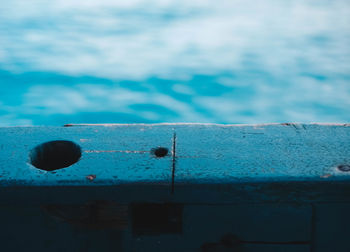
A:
0;0;349;126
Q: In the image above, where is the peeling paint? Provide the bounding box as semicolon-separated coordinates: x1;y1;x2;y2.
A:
86;175;97;181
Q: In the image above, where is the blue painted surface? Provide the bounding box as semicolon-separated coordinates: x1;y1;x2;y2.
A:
0;123;349;206
0;124;349;251
0;125;174;186
0;1;350;250
0;0;350;126
0;124;349;187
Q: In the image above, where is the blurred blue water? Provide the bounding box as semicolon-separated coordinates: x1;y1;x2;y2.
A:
0;0;349;126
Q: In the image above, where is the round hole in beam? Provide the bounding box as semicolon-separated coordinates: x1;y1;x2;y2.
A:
30;140;82;171
337;164;350;172
152;147;169;158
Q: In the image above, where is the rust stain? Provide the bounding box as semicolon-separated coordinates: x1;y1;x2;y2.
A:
86;174;97;181
320;174;332;178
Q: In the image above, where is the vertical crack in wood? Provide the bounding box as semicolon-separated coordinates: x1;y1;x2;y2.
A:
171;132;177;194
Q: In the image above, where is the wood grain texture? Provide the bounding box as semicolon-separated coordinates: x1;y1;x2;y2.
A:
0;123;349;251
312;203;350;252
174;123;350;183
0;203;311;252
0;125;174;186
173;123;350;203
0;123;349;203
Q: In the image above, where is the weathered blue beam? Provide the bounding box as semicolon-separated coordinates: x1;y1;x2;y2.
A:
0;123;349;204
0;123;350;251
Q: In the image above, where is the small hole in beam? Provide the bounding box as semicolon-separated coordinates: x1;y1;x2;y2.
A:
337;164;350;172
151;147;169;158
30;140;82;171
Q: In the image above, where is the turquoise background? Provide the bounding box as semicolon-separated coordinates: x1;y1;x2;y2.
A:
0;0;349;126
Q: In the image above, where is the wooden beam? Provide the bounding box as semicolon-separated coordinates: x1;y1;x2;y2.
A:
0;124;349;251
0;123;349;203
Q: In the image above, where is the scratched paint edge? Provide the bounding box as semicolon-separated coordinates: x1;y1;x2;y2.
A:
62;123;350;127
0;122;348;128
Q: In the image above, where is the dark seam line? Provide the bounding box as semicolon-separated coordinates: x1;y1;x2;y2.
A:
241;240;310;245
171;132;176;194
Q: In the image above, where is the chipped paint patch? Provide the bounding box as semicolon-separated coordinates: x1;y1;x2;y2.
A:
86;174;96;181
